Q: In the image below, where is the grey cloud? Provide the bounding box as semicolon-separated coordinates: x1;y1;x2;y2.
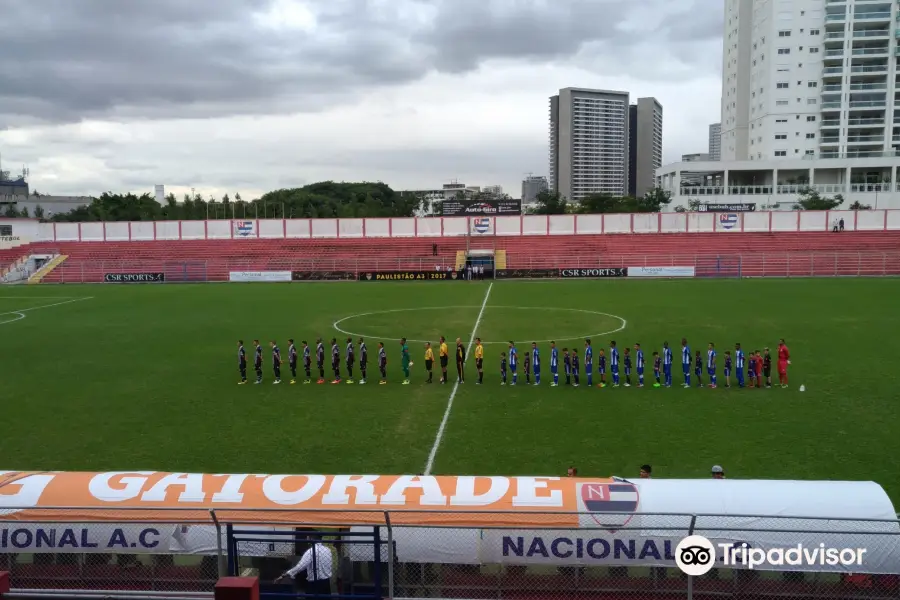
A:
0;0;720;126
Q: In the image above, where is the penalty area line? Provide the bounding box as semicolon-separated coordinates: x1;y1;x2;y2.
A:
423;282;493;476
0;297;94;321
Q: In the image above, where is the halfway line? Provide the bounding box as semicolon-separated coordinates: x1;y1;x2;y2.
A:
423;282;493;476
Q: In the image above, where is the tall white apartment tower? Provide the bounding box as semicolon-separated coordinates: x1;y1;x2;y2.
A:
721;0;900;161
549;87;630;200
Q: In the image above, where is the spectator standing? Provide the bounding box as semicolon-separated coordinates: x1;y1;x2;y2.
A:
639;465;652;479
839;217;845;231
711;465;725;479
279;537;334;596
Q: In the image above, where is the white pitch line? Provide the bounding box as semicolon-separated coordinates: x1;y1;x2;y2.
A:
0;296;88;300
424;282;493;476
0;297;93;320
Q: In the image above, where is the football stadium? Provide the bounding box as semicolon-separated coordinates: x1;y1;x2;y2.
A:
2;207;900;600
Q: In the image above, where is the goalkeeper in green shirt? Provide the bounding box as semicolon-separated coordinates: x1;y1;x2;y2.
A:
400;337;412;385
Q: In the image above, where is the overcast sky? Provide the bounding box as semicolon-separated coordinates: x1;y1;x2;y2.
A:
0;0;723;199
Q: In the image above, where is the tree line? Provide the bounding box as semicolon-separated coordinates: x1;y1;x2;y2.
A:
3;181;871;223
5;182;424;222
526;188;673;215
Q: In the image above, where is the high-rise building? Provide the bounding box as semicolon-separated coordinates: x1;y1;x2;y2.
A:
548;87;630;201
521;175;549;204
708;123;721;160
656;0;900;210
721;0;899;161
628;98;664;197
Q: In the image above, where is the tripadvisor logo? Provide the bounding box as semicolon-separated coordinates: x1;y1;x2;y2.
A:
675;535;867;575
675;535;716;575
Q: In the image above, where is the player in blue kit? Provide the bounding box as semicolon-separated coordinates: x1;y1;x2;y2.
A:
623;347;632;387
663;341;673;387
597;349;607;388
723;350;732;388
707;343;718;388
531;342;541;385
508;342;518;385
550;342;559;386
734;343;746;388
571;348;580;386
694;350;703;387
681;338;691;388
584;339;594;386
652;351;661;387
610;341;620;387
563;348;572;385
635;343;645;387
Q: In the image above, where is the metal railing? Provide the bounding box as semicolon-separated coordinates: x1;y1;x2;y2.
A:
2;509;900;600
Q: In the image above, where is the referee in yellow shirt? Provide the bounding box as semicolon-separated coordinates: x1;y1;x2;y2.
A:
424;343;435;383
439;336;449;384
474;338;484;385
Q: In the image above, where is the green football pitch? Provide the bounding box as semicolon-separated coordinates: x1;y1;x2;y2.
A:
2;278;899;501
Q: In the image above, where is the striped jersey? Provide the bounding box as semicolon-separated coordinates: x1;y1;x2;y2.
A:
360;342;368;363
585;345;593;365
610;347;619;367
346;341;354;362
682;345;691;365
550;347;558;368
289;344;297;364
303;345;311;366
735;349;745;369
509;347;517;367
663;347;673;366
707;348;716;369
531;348;540;368
636;349;644;369
238;345;246;365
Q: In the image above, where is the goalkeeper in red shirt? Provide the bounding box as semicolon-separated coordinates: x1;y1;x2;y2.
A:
777;339;791;388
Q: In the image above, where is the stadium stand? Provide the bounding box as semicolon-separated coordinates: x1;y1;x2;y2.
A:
4;230;897;282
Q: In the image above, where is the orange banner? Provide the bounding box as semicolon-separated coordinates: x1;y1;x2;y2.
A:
0;472;617;527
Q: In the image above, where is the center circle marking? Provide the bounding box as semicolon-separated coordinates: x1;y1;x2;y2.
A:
332;305;627;344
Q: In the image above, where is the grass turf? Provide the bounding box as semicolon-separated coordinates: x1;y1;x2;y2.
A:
2;278;899;502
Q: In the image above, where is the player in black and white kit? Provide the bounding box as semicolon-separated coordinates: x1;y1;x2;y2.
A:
302;341;312;384
316;338;325;384
288;339;298;384
237;340;247;384
378;342;388;384
253;340;263;384
359;338;368;384
330;338;341;383
345;337;355;384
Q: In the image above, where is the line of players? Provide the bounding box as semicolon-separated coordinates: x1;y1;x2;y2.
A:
237;338;405;385
237;337;792;388
497;338;791;389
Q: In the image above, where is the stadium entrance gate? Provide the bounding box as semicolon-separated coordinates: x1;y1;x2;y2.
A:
226;526;388;599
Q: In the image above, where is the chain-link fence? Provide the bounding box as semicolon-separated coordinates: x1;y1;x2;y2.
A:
2;510;900;599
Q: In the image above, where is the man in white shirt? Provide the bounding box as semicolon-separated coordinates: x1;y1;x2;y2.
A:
278;539;334;596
